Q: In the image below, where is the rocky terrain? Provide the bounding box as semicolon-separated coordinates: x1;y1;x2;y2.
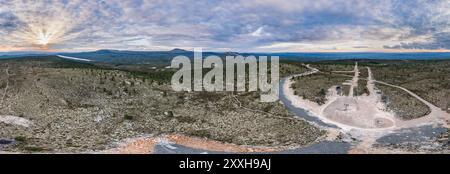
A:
370;60;450;113
285;60;448;154
291;73;349;105
0;57;323;153
291;60;443;120
377;84;431;120
1;57;447;154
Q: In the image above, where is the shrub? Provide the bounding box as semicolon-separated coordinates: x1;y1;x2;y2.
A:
124;114;134;120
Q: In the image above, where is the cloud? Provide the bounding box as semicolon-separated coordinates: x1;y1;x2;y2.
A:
0;0;450;52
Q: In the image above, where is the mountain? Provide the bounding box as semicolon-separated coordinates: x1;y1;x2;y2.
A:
58;49;195;66
2;50;450;64
169;48;190;53
0;51;57;58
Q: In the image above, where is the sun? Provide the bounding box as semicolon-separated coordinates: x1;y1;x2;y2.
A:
36;30;52;46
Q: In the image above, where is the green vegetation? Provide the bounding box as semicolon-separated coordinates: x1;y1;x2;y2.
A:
124;114;134;120
0;58;323;152
309;62;355;72
23;146;47;152
291;73;349;104
355;79;369;96
377;84;431;120
279;62;308;77
371;60;450;111
126;70;174;84
14;136;27;143
359;67;369;79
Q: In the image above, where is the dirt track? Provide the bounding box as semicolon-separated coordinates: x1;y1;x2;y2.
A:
283;62;449;153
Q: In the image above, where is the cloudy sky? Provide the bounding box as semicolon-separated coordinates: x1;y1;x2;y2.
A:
1;0;450;52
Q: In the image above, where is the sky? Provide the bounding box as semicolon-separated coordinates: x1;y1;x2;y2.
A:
1;0;450;52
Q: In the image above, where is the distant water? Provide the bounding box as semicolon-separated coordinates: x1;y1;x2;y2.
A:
2;52;450;61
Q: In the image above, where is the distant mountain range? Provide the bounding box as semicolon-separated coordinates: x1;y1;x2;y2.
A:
1;49;450;65
0;51;58;58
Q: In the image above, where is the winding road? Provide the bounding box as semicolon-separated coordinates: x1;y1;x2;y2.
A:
283;63;449;130
281;62;449;153
373;75;449;128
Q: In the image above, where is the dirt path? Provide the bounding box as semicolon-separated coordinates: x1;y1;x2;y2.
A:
375;80;440;111
348;62;358;97
103;64;320;154
288;64;445;128
366;67;377;96
369;66;447;121
374;79;450;128
287;64;319;78
279;63;448;153
104;62;448;154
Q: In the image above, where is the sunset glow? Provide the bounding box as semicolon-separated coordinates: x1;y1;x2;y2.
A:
1;0;450;52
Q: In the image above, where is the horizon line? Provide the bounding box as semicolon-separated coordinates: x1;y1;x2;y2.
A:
2;49;450;55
